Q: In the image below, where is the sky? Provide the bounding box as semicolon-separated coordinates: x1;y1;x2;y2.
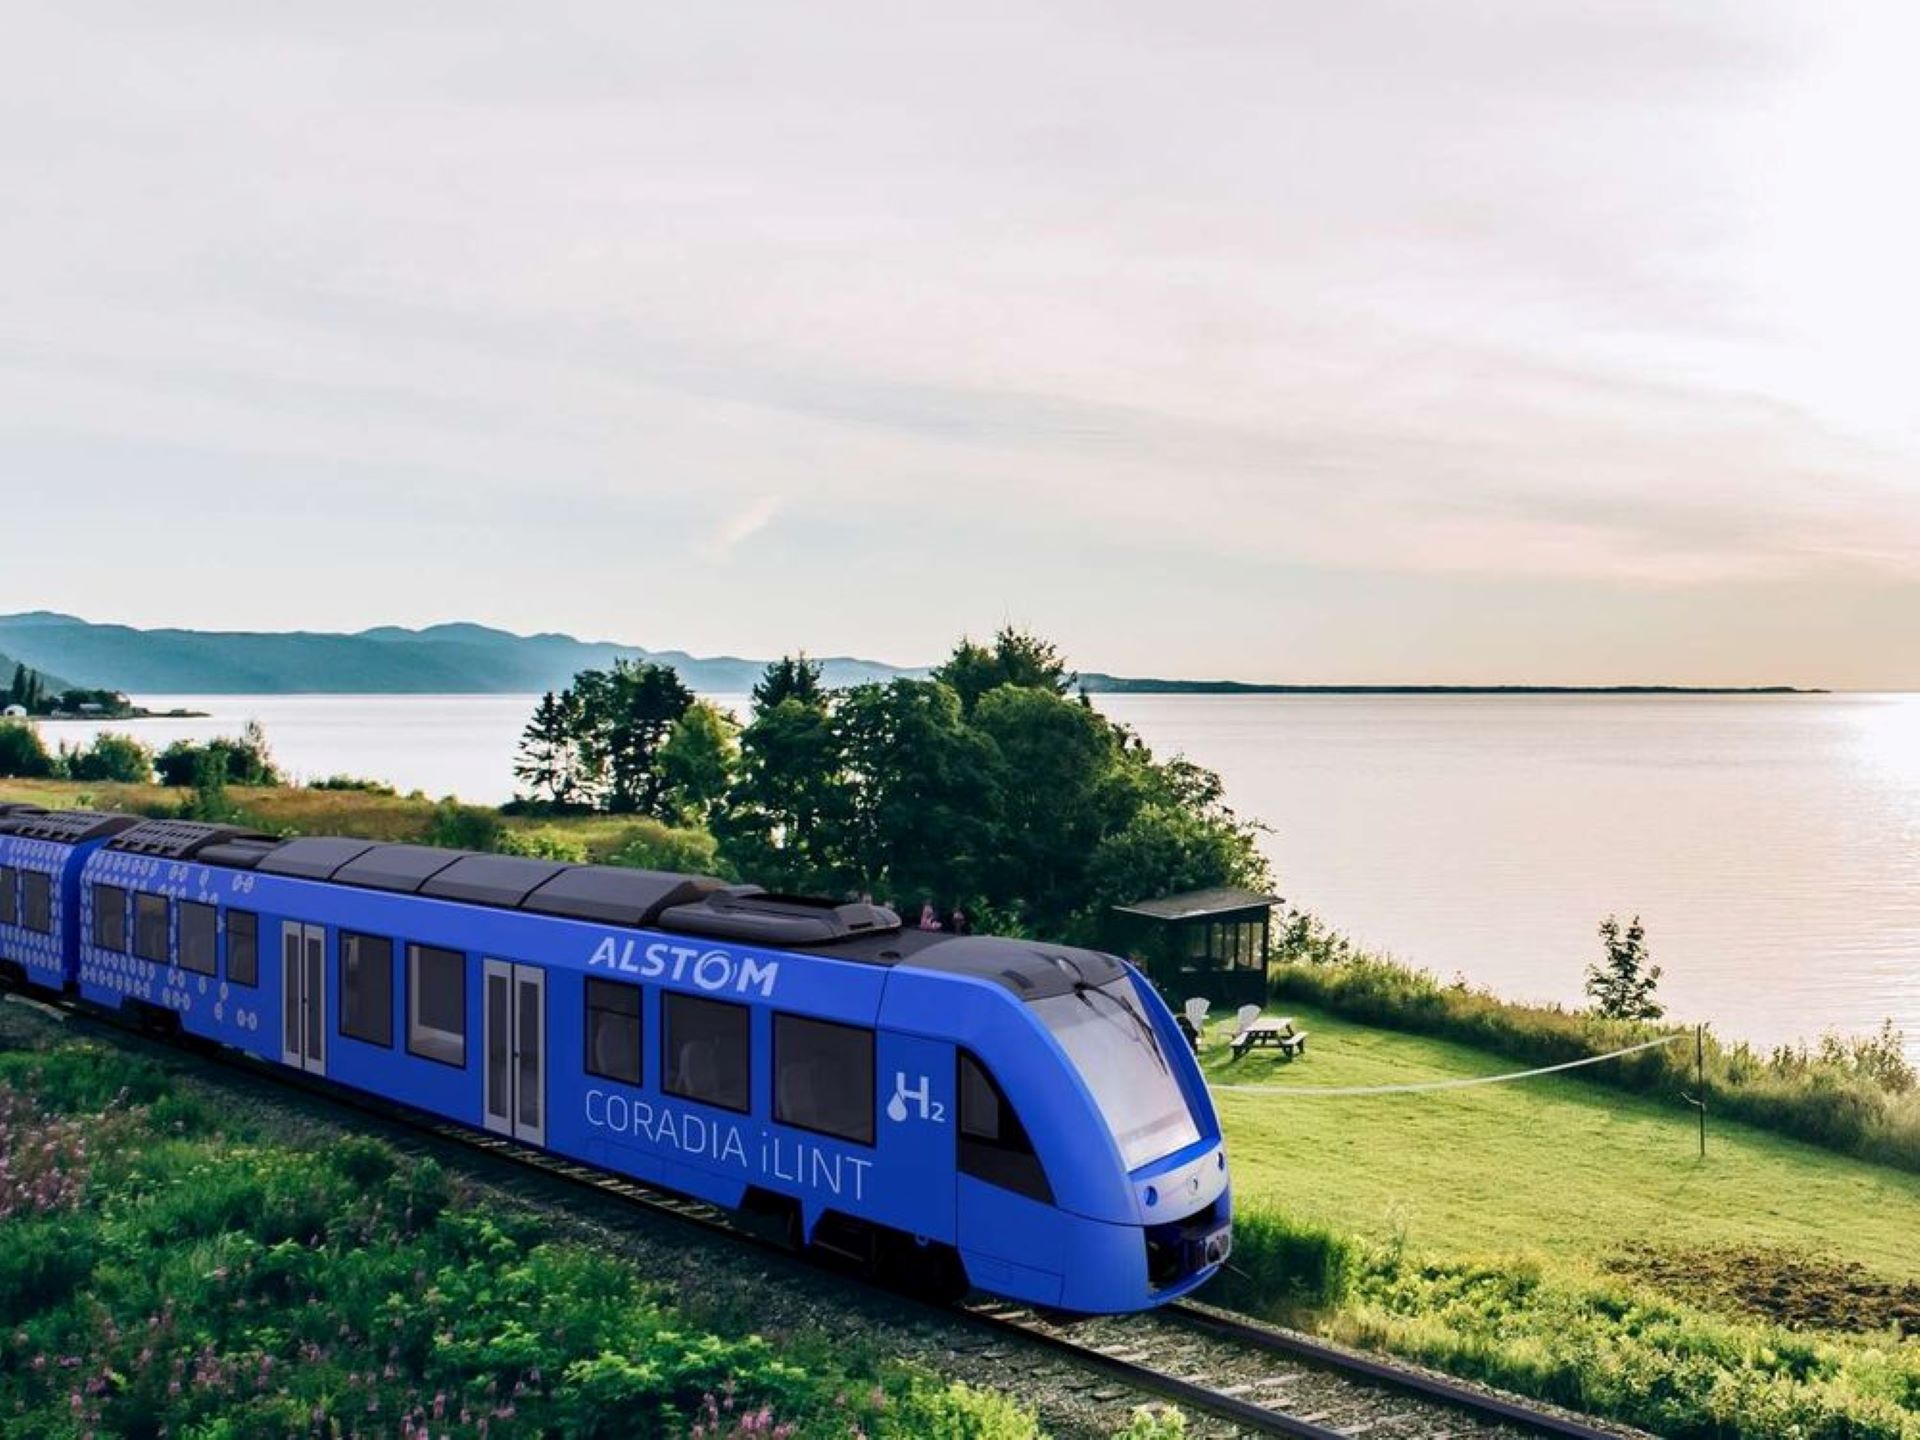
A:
3;1;1918;686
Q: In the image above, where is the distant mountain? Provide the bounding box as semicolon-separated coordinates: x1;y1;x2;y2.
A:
0;613;923;695
0;613;1817;698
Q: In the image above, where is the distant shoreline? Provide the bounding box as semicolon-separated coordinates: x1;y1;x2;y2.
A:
1076;680;1825;695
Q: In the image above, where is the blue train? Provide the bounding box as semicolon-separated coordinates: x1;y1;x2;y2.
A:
0;804;1231;1313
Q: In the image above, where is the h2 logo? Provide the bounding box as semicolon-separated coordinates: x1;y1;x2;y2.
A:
886;1072;946;1124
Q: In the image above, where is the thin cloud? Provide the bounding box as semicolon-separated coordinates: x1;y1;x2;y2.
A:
702;496;783;562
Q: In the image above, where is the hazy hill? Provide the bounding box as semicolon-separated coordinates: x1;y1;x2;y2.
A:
0;613;924;695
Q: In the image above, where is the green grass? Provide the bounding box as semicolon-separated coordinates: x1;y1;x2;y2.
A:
1203;1003;1920;1279
0;778;704;863
0;1029;1045;1439
1202;1007;1920;1437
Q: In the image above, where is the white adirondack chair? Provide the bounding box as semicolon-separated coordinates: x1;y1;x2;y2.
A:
1234;1003;1263;1035
1183;997;1212;1035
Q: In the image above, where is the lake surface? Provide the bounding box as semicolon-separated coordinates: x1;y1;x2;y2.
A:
50;691;1920;1058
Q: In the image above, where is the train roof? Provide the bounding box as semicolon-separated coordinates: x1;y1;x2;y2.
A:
1;809;143;843
79;813;1127;999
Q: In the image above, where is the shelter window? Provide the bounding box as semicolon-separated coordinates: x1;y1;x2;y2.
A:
22;872;51;933
958;1053;1052;1203
662;993;750;1113
92;884;127;952
585;978;642;1086
0;866;16;926
133;893;170;964
179;901;218;975
227;909;258;986
774;1014;874;1145
340;932;394;1047
407;944;466;1066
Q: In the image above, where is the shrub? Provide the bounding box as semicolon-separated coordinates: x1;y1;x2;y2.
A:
1206;1204;1359;1315
305;773;398;794
61;730;154;782
608;818;727;876
0;719;56;778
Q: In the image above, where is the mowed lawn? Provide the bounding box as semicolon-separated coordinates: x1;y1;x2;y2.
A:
1201;1004;1920;1282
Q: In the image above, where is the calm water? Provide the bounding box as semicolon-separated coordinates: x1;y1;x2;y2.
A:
49;692;1920;1058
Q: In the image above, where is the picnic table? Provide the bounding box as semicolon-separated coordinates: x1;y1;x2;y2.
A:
1229;1016;1309;1060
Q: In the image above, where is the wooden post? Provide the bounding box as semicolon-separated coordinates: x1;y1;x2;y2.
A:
1696;1023;1707;1160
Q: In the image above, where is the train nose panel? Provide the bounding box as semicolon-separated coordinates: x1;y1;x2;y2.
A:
1145;1197;1231;1292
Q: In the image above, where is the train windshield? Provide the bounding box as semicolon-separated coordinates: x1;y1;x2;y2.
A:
1032;979;1201;1171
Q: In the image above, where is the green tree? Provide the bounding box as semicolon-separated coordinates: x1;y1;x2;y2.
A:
969;685;1126;930
751;653;827;712
183;746;240;822
834;679;1005;907
933;626;1076;715
513;690;582;806
1586;914;1664;1021
657;700;739;826
716;696;850;893
65;732;155;783
540;660;694;816
0;720;56;778
1084;802;1270;926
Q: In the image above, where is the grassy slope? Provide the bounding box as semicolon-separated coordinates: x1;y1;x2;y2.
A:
1201;1004;1920;1282
0;779;649;858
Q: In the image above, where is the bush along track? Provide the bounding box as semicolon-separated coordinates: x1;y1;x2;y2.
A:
0;1019;1064;1440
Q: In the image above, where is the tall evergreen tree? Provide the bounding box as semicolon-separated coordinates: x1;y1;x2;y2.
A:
513;690;579;805
751;654;827;713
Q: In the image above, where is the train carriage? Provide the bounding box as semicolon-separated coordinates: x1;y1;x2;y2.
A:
0;807;141;993
5;810;1232;1314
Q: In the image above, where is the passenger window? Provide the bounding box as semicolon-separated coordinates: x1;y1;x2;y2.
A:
407;944;466;1066
661;993;750;1113
227;909;258;986
340;932;394;1047
585;978;642;1086
0;866;16;926
958;1053;1053;1204
180;901;218;976
93;884;128;952
774;1014;875;1145
133;893;170;964
21;873;51;934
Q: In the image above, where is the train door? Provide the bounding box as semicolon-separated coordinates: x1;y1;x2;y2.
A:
483;960;545;1145
280;922;326;1075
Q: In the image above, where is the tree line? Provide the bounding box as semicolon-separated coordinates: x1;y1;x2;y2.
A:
513;629;1270;941
0;719;281;789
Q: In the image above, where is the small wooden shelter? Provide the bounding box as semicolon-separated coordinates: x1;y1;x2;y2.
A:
1109;885;1280;1007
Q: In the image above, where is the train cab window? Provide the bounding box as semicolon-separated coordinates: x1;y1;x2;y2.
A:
774;1015;875;1145
340;932;394;1047
585;978;642;1086
958;1053;1053;1204
22;873;51;934
133;893;171;964
92;884;128;952
0;866;16;926
227;909;259;986
662;993;750;1113
407;944;467;1066
180;902;218;976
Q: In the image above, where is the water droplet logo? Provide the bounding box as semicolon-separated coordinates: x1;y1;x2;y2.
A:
886;1088;910;1123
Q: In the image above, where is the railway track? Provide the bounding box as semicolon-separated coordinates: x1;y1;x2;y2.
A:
9;993;1639;1440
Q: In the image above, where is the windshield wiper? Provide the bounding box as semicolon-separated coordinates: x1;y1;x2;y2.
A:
1057;958;1171;1075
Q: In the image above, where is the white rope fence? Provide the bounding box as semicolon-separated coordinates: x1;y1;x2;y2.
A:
1210;1033;1688;1097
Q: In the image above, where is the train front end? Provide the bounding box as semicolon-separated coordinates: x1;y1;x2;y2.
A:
1028;964;1232;1311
